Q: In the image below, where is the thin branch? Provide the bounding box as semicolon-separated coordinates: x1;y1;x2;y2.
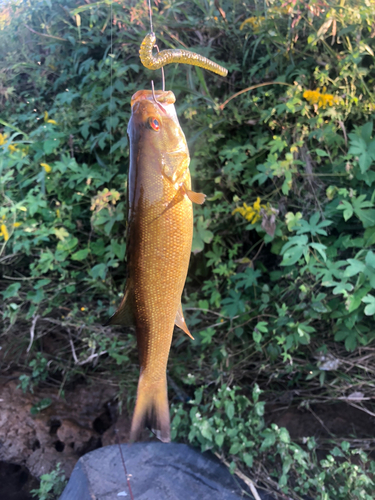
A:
27;315;40;353
219;82;292;110
214;453;262;500
24;25;67;42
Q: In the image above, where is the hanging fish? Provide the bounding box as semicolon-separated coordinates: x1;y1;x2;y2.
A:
108;33;227;442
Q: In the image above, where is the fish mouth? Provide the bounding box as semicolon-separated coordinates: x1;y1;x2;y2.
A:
131;90;176;107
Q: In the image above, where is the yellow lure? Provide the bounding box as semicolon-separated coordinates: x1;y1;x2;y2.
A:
139;32;228;77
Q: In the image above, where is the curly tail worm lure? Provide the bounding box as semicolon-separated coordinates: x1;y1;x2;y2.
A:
140;32;228;77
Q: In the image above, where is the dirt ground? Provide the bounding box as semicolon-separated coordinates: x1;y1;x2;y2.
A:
1;373;374;499
0;374;151;500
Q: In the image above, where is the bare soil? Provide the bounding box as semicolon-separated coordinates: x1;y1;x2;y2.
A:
0;374;151;500
1;373;374;499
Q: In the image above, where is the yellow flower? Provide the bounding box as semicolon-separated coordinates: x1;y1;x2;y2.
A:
41;162;52;173
81;307;85;311
8;144;17;153
232;198;265;225
44;110;57;125
0;133;9;146
240;16;265;32
13;222;21;227
253;197;261;211
303;88;340;108
0;223;9;241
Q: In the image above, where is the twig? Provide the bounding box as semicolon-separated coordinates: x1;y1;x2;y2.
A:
252;241;265;262
184;307;237;319
214;452;262;500
24;24;67;41
347;402;375;418
219;82;292;110
338;120;348;147
68;329;79;364
68;328;107;365
27;315;40;353
307;405;335;438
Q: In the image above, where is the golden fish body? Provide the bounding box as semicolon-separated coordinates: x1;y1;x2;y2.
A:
109;89;204;442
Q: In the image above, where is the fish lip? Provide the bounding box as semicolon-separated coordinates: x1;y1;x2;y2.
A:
131;90;176;106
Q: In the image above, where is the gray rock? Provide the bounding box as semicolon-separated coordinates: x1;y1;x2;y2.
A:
59;442;271;500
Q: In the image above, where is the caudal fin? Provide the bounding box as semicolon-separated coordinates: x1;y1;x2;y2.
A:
130;373;170;443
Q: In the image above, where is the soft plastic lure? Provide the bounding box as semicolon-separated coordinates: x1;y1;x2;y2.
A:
140;32;228;77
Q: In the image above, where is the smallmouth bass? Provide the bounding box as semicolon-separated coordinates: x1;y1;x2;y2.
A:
109;89;205;442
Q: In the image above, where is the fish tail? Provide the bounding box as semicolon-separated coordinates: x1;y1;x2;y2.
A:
130;373;170;443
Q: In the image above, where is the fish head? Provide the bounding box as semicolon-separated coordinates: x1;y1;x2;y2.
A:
128;90;189;180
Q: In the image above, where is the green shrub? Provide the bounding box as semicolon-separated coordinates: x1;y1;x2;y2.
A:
1;0;375;498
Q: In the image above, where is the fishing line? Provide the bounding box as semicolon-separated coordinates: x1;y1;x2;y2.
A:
147;0;153;34
147;0;165;93
109;6;134;498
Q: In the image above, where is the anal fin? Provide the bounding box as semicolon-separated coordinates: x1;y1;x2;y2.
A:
175;304;194;340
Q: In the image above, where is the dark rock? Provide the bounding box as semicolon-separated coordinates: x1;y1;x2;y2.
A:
59;442;273;500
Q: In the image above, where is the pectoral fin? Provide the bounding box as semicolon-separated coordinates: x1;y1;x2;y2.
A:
105;286;135;326
186;190;206;205
175;304;194;340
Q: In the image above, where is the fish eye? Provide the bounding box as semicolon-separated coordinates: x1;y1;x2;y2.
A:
147;117;160;132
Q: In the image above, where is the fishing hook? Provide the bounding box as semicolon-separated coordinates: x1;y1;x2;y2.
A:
153;43;165;92
151;80;157;102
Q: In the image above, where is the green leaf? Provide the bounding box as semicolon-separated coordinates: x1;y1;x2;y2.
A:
315;148;328;157
279;427;290;443
30;398;52;415
255;321;268;333
344;259;366;277
71;248;89;261
345;334;357;351
365;250;375;268
356;209;375;228
110;240;126;260
253;330;262;343
43;139;60;155
337;200;353;221
215;433;224;447
362;295;375;316
242;453;253;467
234;268;261;288
280;235;308;266
229;441;241;455
192;216;214;254
347;287;371;313
2;282;21;299
260;430;276;450
309;242;327;262
225;401;235;420
54;227;70;241
90;263;107;280
295;213;332;236
285;211;302;231
200;420;213;441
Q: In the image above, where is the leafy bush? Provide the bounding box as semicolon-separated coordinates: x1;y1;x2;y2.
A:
172;385;375;500
31;463;67;500
1;0;375;498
